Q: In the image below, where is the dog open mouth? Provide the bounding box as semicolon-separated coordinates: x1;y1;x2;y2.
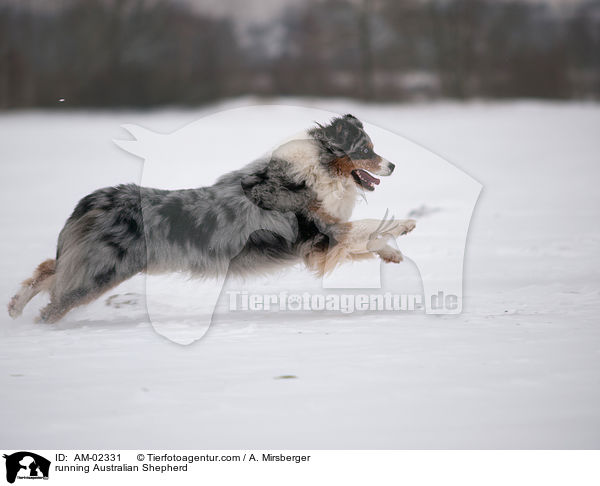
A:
351;169;381;191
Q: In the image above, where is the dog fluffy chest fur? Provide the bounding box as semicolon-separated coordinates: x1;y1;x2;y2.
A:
272;137;357;222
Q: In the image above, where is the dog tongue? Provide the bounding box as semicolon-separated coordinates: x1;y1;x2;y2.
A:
356;169;380;185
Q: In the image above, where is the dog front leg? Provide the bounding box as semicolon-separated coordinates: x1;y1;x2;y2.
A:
375;244;404;263
305;218;415;276
341;218;416;260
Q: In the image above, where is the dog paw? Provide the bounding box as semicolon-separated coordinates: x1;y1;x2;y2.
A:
7;295;22;318
367;218;416;252
36;303;61;324
378;247;403;263
392;219;416;237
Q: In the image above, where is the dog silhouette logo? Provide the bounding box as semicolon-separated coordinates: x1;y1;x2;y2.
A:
114;106;481;344
3;452;50;483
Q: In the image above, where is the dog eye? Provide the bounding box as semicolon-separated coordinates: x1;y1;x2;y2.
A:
363;148;369;154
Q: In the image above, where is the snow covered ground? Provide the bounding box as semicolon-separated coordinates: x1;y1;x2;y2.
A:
1;99;599;449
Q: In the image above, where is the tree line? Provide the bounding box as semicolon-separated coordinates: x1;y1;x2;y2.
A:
1;0;598;108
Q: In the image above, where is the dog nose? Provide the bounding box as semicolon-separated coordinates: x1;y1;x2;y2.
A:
388;162;395;174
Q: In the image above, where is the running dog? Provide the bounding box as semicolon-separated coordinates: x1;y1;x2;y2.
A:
8;114;416;323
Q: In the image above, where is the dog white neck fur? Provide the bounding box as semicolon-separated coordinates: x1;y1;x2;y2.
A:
272;133;358;222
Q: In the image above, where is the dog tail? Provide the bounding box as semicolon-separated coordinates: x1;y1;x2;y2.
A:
8;258;56;318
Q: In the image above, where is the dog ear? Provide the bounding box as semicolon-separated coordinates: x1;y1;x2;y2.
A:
241;159;314;212
309;120;347;156
343;114;363;128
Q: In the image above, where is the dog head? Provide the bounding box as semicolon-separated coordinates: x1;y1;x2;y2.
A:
309;114;395;191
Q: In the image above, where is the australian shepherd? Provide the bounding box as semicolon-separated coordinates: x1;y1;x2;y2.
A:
8;114;416;323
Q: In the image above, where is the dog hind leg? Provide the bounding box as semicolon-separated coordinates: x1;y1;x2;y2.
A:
8;259;56;318
36;272;134;324
37;288;95;324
